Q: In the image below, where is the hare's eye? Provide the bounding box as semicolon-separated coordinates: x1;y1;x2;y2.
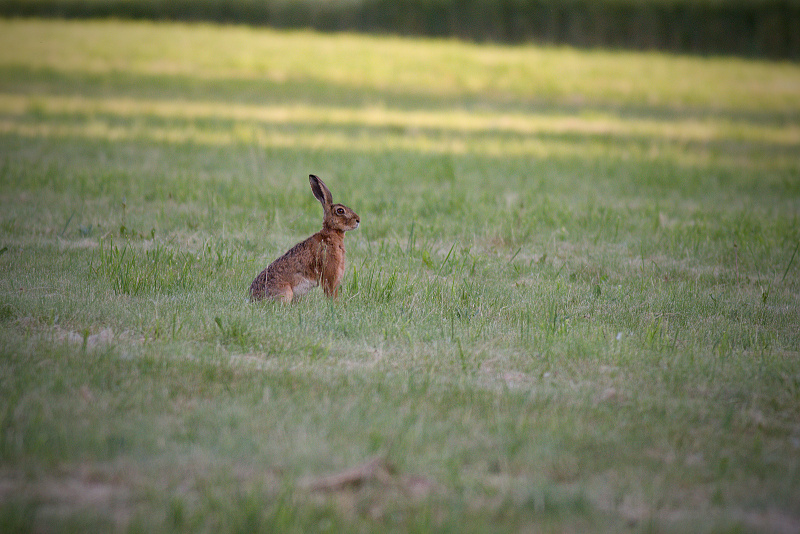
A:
336;208;345;215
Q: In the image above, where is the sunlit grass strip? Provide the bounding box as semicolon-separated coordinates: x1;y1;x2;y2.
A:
2;96;798;170
4;115;793;170
2;93;799;146
3;19;800;112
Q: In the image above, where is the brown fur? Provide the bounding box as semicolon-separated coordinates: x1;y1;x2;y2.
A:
250;175;360;303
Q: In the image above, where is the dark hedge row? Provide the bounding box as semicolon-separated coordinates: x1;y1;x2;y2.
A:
3;0;799;59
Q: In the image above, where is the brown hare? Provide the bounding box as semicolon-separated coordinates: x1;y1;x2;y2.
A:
250;174;360;303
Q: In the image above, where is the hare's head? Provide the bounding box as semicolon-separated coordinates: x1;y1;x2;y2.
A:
310;174;360;232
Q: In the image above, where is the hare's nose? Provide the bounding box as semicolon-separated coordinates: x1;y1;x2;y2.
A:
355;216;361;223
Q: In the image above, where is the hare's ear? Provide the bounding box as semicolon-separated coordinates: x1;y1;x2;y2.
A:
309;174;332;207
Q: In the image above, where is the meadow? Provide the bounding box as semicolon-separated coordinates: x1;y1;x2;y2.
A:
1;18;800;532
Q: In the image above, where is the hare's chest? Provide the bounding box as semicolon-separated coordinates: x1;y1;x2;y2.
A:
334;255;345;284
328;243;346;282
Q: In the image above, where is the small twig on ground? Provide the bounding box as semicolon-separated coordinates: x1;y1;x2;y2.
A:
300;455;393;492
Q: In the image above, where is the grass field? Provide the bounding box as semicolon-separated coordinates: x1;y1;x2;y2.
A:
1;18;800;533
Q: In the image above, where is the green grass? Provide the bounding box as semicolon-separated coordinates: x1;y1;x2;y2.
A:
1;18;800;533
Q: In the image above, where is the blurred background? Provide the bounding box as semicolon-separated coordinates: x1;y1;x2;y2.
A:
2;0;799;60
